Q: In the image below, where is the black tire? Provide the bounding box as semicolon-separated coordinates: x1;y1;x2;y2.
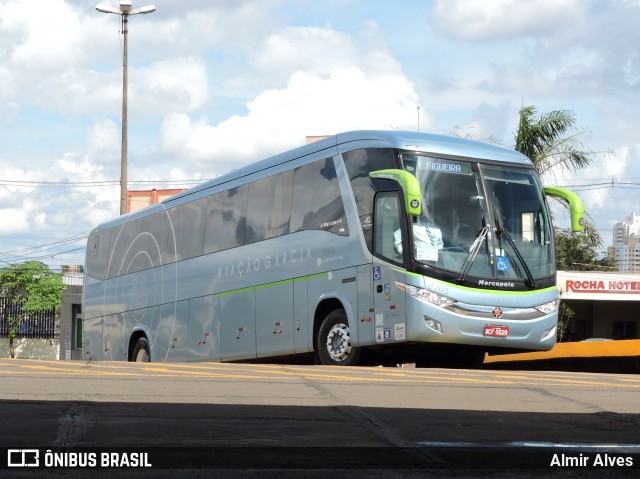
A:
316;309;360;366
131;337;150;362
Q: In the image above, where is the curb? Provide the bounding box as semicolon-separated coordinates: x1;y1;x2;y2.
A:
483;339;640;374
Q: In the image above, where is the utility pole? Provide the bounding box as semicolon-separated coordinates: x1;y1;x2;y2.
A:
96;1;156;215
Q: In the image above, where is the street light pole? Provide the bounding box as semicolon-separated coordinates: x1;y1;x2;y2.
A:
96;1;156;215
121;11;129;216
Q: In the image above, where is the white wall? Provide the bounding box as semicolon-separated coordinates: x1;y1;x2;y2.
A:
0;338;60;360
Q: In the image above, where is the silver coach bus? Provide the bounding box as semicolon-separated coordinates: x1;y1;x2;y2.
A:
83;130;584;367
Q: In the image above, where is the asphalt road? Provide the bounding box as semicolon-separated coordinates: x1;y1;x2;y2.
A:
1;359;639;478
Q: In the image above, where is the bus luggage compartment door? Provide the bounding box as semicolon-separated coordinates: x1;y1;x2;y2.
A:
220;290;257;362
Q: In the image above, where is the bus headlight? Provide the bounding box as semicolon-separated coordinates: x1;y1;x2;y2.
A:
534;299;559;315
397;282;455;308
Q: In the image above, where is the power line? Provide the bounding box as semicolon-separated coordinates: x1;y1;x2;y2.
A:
0;230;89;267
15;247;86;263
2;176;639;192
0;231;89;257
0;178;212;188
549;178;640;191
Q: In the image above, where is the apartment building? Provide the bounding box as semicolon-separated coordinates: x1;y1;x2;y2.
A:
609;213;640;273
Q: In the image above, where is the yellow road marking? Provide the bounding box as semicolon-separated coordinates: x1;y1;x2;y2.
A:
1;359;637;388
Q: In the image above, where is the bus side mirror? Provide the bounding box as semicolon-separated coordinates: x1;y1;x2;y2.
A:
543;186;585;232
369;169;422;217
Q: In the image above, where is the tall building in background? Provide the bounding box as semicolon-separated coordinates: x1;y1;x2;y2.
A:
609;213;640;272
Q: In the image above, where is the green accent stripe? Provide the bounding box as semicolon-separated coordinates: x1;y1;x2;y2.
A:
306;272;328;281
218;267;556;299
405;270;557;296
219;272;328;297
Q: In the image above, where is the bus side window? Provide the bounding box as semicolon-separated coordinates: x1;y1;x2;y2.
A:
290;157;348;236
343;148;397;252
373;192;404;265
245;171;293;244
86;228;110;280
204;185;248;254
107;221;136;278
167;198;206;262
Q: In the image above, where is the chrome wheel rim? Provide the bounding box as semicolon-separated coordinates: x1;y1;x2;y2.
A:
135;347;149;362
326;323;352;362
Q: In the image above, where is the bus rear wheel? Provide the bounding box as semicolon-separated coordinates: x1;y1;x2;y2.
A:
317;309;360;366
132;337;150;362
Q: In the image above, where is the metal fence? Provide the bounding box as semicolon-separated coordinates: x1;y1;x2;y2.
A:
0;297;57;339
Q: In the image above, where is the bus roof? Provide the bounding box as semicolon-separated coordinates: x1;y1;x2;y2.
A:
94;130;531;231
337;130;531;165
165;130;531;205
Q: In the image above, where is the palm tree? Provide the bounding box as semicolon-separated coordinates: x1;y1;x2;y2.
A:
514;105;595;178
515;106;610;260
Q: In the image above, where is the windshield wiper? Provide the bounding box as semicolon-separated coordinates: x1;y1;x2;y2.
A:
496;226;537;289
457;225;489;284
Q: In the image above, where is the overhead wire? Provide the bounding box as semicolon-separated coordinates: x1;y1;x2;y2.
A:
0;230;89;268
0;231;89;257
0;178;210;188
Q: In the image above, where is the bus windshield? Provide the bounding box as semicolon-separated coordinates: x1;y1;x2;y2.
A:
402;154;554;286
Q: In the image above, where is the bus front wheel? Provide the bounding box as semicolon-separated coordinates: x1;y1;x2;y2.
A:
132;337;150;362
317;310;360;366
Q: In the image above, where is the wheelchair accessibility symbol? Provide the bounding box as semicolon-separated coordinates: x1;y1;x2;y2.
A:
496;256;510;272
373;266;382;281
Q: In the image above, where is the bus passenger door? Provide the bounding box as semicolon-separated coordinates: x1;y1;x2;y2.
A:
356;263;375;347
372;192;408;347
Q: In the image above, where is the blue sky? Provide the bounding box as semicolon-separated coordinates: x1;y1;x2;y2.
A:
1;0;639;270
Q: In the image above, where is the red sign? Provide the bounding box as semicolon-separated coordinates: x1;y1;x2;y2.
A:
565;279;640;294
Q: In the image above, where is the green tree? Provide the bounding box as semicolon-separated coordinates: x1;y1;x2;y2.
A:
557;302;575;343
0;261;64;358
554;225;616;271
514;105;596;177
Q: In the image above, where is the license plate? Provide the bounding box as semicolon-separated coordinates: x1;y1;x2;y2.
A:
483;325;510;337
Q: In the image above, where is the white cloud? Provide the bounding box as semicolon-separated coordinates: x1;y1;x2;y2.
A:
87;119;119;154
160;66;424;175
139;57;210;116
1;0;83;68
0;199;39;234
567;145;634;212
136;1;276;57
433;0;585;40
253;26;358;76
